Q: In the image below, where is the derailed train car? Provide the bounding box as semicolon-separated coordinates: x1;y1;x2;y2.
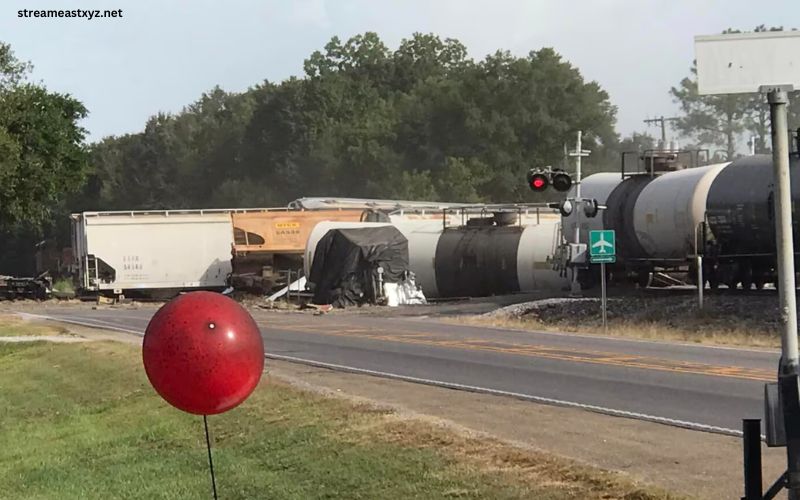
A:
305;209;567;299
570;152;800;289
71;207;377;295
229;208;366;291
70;210;235;295
69;199;481;296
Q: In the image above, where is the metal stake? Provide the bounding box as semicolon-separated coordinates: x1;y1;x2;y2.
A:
696;255;704;309
286;270;292;304
601;262;607;332
203;415;219;500
768;88;800;499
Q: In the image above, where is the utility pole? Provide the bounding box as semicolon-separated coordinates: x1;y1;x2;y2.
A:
643;116;680;149
768;87;800;500
694;30;800;499
568;131;591;295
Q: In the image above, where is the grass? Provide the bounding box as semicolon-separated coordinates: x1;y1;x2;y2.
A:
0;315;74;337
458;296;783;348
0;322;683;500
462;315;781;348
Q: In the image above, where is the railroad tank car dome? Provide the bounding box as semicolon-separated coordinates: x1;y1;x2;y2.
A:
706;154;800;257
633;162;730;259
562;173;624;244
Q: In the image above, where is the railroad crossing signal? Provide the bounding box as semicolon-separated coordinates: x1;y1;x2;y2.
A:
526;167;572;192
589;230;615;264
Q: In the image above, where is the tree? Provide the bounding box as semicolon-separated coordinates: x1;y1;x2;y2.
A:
0;42;31;89
670;62;749;160
0;48;89;229
87;32;619;211
671;26;800;159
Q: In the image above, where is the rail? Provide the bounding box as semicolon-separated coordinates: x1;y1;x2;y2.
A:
288;197;467;210
70;207;366;219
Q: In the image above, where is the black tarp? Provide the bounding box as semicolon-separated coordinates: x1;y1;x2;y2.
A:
309;226;409;307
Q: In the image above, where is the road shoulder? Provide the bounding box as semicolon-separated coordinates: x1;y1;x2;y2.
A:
267;358;783;499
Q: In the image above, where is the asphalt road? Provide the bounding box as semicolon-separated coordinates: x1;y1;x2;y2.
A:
22;305;779;433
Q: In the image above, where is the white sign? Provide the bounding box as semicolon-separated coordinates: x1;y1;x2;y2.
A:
694;31;800;95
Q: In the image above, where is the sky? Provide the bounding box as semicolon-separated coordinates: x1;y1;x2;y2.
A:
1;0;797;144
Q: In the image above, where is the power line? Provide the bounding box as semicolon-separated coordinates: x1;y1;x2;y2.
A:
643;116;680;146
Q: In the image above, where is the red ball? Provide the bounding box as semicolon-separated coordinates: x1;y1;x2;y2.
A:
142;291;265;415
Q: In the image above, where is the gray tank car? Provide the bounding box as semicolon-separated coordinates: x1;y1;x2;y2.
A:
572;152;800;290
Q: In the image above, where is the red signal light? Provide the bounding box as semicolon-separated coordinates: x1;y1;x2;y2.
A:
529;173;549;192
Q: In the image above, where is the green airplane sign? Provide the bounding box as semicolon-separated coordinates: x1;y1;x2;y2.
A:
589;230;616;264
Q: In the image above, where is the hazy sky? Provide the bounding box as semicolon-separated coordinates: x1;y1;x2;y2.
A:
1;0;796;143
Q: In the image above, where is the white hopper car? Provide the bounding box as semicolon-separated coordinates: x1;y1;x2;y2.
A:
70;210;235;294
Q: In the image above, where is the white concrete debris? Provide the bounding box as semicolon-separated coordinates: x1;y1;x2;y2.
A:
266;276;307;302
383;274;427;307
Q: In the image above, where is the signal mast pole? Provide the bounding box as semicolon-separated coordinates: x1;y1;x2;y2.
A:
569;131;591;295
767;87;800;500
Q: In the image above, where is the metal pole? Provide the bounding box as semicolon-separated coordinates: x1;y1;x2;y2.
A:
696;255;704;309
742;419;763;500
601;262;607;332
771;89;799;368
571;131;583;295
203;415;219;500
286;270;292;304
769;88;800;499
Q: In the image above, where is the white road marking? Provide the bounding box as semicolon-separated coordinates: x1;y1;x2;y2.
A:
22;311;750;438
18;312;145;336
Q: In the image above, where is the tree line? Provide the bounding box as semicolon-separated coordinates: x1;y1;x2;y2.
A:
0;29;798;274
84;33;618;212
670;26;800;159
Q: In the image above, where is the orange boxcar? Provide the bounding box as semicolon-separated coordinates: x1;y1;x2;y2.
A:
230;209;366;291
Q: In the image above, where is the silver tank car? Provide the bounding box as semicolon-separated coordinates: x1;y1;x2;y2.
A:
575;153;800;289
632;162;729;260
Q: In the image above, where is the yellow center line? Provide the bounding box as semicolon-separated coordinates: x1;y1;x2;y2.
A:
260;321;773;382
